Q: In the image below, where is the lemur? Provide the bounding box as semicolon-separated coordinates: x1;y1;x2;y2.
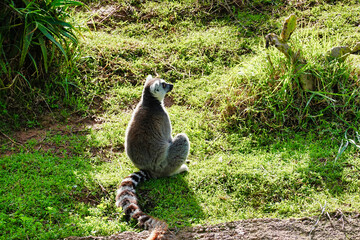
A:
115;75;190;240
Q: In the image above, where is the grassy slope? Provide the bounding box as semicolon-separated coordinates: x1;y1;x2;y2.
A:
1;0;360;239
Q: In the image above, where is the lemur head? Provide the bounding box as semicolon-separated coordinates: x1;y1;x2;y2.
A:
144;75;173;102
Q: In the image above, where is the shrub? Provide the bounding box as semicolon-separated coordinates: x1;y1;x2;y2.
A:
0;0;82;90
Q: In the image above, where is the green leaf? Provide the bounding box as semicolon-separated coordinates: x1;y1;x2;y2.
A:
38;37;48;73
281;14;297;42
51;0;84;8
47;19;73;29
20;24;34;67
27;52;39;76
335;139;349;162
36;22;68;61
58;28;78;45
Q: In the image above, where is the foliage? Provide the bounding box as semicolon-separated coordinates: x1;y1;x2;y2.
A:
76;0;360;133
0;0;82;87
0;0;360;239
219;34;360;132
0;0;84;131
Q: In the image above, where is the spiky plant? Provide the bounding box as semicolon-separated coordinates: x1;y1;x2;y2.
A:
0;0;82;90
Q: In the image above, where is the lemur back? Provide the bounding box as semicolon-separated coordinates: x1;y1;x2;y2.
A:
115;75;190;239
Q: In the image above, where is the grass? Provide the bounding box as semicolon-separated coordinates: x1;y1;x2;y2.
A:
1;0;360;239
1;116;359;239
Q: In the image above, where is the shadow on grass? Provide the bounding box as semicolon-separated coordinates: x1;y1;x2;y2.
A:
1;120;357;239
299;153;351;196
0;119;205;239
196;130;360;219
137;173;205;229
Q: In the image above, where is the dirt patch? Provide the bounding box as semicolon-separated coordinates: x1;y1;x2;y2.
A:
0;113;102;157
87;4;139;29
71;187;104;206
66;211;360;240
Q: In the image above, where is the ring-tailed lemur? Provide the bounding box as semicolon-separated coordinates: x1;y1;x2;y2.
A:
115;75;190;239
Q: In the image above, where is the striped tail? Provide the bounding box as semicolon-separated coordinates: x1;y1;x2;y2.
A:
115;170;168;236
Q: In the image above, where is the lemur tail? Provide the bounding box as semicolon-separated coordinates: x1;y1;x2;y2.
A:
115;170;168;240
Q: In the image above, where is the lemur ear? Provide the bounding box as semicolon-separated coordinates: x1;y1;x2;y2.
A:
145;75;153;84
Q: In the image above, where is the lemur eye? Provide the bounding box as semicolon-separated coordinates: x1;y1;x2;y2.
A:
162;82;166;88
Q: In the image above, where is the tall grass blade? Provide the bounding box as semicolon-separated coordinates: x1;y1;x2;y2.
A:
37;22;68;61
348;139;360;149
51;0;84;7
20;24;34;67
335;129;360;163
27;52;39;76
335;139;349;163
38;36;48;72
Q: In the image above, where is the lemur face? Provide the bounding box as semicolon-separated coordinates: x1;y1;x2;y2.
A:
146;75;173;102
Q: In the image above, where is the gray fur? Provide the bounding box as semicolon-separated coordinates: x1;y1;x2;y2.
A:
125;75;190;178
115;76;189;234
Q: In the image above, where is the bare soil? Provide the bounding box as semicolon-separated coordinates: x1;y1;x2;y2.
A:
67;211;360;240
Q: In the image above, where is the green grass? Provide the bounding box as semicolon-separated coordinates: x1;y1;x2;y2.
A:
0;153;86;239
1;0;360;239
1;116;360;239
